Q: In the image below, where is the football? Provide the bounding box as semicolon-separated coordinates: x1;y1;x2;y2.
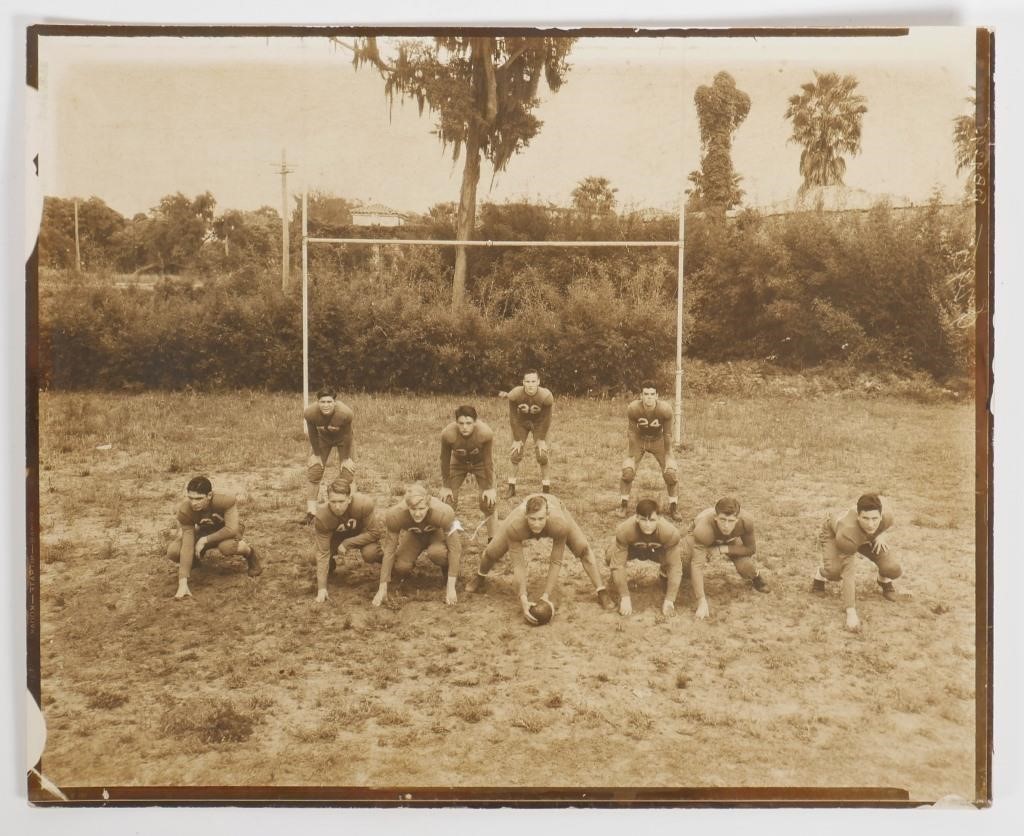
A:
528;599;554;626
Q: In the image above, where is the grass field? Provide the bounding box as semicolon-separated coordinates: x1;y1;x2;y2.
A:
34;387;977;800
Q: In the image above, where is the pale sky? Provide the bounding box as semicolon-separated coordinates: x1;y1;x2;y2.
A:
35;28;976;218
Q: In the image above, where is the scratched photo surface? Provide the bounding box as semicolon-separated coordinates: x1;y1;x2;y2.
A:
28;28;986;803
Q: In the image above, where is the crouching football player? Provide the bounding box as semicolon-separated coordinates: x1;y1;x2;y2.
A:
313;479;385;603
685;497;769;620
439;405;497;543
608;498;683;617
812;493;902;633
165;475;261;600
372;484;462;607
466;493;616;622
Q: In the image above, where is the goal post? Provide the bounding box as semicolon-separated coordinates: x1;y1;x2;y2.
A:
301;188;686;447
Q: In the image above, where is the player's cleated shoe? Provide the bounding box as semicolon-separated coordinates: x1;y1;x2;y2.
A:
666;503;682;522
541;482;551;494
597;588;616;611
465;573;488;594
878;580;898;602
811;578;827;596
245;547;263;577
505;482;517;499
752;574;770;593
617;500;629;518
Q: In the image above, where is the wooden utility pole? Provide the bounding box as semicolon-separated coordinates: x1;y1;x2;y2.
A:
279;149;295;292
73;199;82;273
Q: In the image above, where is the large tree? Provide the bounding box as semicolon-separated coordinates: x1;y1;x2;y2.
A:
687;71;750;217
571;176;618;216
349;35;576;306
784;71;868;193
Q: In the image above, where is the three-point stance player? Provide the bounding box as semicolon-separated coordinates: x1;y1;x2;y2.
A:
685;497;769;620
313;479;385;603
619;380;680;520
466;493;616;622
165;475;261;600
812;493;902;633
608;498;683;617
302;386;355;525
500;369;554;497
439;405;497;543
372;484;463;607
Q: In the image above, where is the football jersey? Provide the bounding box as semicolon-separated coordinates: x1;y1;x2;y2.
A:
614;517;681;555
314;492;376;535
384;497;457;538
176;493;237;535
690;507;756;557
627;399;673;442
507;386;554;440
500;494;574;543
303;401;354;457
440;421;495;482
826;507;895;555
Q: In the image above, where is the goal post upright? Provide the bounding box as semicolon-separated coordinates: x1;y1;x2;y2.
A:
675;192;685;450
302;189;310;415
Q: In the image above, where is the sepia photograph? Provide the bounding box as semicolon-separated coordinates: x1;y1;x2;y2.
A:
25;21;992;807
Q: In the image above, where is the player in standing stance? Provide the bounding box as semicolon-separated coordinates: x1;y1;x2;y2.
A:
302;386;355;525
312;478;385;603
165;475;261;600
811;493;902;633
619;380;680;520
499;369;553;497
439;405;497;543
466;493;616;621
608;498;683;617
372;484;463;607
684;497;769;621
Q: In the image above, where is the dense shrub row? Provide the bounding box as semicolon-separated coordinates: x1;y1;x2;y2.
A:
38;196;975;392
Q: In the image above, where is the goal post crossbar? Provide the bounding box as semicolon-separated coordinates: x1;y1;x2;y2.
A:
301;195;686;448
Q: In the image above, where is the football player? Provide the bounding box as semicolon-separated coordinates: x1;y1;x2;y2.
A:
466;493;616;622
302;386;355;525
313;478;385;603
811;493;901;633
439;405;497;543
164;475;261;600
372;484;463;607
619;380;680;520
685;497;769;620
608;498;683;617
499;369;553;497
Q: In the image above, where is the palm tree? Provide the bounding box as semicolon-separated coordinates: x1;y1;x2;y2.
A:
784;72;868;193
953;88;977;196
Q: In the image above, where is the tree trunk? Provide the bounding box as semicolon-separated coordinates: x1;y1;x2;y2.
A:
452;126;481;308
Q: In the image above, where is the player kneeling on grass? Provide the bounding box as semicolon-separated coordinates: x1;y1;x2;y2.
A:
619;380;680;521
439;405;497;543
686;497;769;620
302;386;356;525
165;475;261;600
499;369;554;497
812;493;901;633
608;499;683;617
372;484;462;607
466;493;616;623
313;478;385;604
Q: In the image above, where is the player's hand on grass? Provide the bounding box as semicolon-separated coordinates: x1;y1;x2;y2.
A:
662;599;676;617
315;588;328;604
372;583;388;607
694;597;709;620
439;487;454;506
618;595;633;617
445;578;458;606
845;608;862;633
498;391;509;399
871;532;890;554
520;594;539;625
174;578;192;600
510;441;524;457
482;488;496;508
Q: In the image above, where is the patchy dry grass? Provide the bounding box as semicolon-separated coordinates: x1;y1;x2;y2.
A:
35;389;976;800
